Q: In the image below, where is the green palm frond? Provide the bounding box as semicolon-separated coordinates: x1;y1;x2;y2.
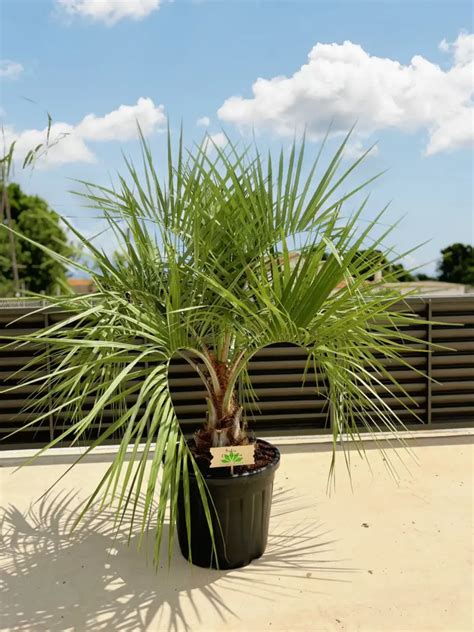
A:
1;129;433;565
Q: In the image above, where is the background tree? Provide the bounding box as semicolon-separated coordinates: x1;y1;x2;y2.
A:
437;243;474;285
0;183;71;296
413;272;434;281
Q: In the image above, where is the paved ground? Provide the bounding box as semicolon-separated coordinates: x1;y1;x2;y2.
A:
1;434;472;632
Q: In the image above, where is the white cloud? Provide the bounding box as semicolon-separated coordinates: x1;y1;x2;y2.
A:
439;31;474;65
56;0;162;26
343;138;379;159
196;116;210;128
218;32;474;156
5;122;95;167
5;97;166;168
208;132;227;148
202;132;228;156
77;97;166;140
0;59;24;80
425;107;473;155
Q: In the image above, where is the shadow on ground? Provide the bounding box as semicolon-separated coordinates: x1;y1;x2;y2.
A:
0;487;353;631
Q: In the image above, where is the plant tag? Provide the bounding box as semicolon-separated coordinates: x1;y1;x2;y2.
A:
209;445;255;468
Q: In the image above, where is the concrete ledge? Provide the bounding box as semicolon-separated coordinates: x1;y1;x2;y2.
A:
1;427;473;467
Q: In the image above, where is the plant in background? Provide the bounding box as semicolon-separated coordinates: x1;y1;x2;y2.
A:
437;243;474;285
0;182;71;296
1;121;72;297
1;130;427;568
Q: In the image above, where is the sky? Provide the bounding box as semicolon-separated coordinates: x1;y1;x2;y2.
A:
1;0;473;275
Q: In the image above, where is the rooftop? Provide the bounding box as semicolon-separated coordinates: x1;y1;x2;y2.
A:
1;431;472;631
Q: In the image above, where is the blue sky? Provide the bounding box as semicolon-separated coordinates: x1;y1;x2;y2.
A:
1;0;473;275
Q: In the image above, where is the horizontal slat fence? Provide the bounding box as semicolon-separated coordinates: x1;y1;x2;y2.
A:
1;295;473;448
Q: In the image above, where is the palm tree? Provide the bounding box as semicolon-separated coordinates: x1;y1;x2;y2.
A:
3;130;425;565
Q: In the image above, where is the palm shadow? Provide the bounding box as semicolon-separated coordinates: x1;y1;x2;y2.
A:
0;485;354;631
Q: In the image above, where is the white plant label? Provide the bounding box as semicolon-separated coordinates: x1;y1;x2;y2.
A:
209;445;255;468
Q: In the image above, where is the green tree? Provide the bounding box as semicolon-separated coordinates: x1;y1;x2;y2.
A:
0;183;70;296
437;243;474;285
413;272;434;281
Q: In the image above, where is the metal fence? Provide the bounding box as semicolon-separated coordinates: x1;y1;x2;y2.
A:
1;295;473;448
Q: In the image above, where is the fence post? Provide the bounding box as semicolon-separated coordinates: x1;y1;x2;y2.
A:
426;299;432;427
44;310;55;442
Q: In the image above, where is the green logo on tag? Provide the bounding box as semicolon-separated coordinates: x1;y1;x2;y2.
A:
220;450;243;464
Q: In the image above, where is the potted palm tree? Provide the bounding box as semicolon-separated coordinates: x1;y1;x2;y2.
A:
3;131;424;570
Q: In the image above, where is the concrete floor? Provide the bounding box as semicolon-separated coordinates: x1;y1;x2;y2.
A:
0;434;472;632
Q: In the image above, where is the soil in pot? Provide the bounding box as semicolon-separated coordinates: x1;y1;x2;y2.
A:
177;439;280;570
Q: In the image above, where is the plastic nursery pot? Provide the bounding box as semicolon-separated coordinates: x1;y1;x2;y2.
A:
177;439;280;570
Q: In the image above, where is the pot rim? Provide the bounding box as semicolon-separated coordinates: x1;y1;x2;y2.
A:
187;438;280;480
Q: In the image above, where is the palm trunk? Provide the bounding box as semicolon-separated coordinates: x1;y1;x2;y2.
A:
194;355;247;451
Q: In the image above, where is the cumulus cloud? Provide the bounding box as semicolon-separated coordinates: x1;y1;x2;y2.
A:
343;138;379;159
56;0;162;26
218;32;474;156
5;123;95;167
202;132;228;156
439;31;474;65
4;97;166;168
0;59;24;80
208;132;227;148
196;116;210;128
76;97;166;140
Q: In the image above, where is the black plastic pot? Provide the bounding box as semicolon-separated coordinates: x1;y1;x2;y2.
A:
176;439;280;569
